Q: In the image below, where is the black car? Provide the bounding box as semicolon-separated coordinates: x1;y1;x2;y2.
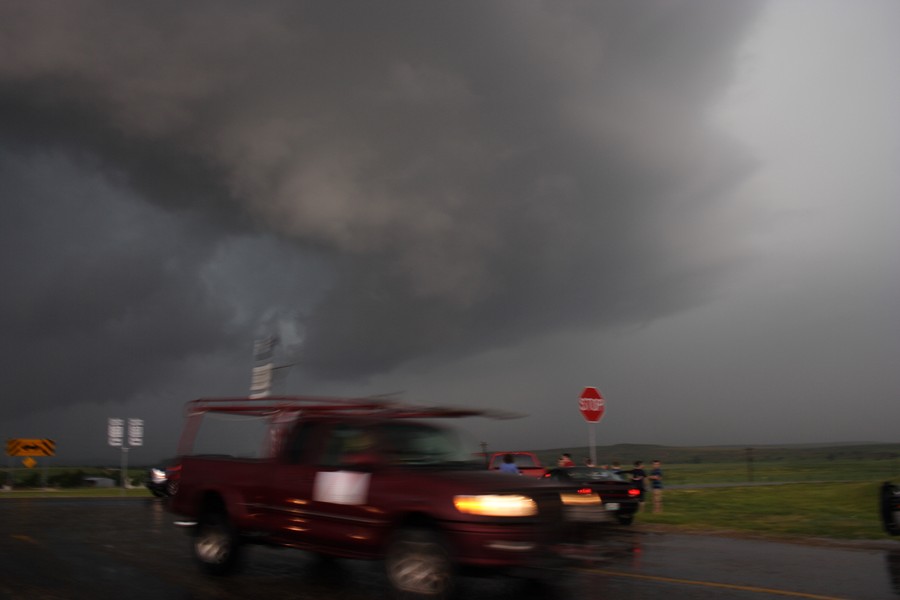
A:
543;467;642;525
145;463;180;497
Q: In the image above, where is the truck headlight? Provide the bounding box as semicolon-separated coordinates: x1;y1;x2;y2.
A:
453;494;537;517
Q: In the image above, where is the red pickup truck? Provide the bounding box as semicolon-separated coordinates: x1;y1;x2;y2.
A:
487;451;548;478
166;396;588;598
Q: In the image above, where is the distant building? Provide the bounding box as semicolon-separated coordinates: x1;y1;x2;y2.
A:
84;477;116;488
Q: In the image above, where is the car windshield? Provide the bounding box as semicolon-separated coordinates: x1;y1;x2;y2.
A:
378;421;482;466
510;454;538;468
564;467;626;482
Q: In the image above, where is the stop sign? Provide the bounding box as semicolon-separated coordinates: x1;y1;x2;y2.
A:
579;387;605;423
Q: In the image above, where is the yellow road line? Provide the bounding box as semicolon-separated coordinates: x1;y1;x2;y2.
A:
588;568;848;600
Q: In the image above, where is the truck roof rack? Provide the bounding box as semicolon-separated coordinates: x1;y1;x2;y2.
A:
184;395;523;420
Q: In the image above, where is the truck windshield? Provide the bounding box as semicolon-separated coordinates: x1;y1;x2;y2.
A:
378;422;480;466
191;412;270;459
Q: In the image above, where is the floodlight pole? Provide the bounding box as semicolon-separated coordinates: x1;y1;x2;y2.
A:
121;446;129;492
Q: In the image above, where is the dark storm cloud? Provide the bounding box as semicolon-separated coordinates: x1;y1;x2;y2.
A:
0;1;763;416
0;151;243;415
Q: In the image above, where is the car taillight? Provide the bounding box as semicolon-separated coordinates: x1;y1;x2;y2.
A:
560;490;602;506
628;488;641;497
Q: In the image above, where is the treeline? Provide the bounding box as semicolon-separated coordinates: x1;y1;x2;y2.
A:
2;468;145;489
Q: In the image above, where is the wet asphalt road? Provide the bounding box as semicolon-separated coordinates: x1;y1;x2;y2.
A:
0;497;898;599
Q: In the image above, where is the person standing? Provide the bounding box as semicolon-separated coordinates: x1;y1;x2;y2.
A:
650;460;664;513
558;453;575;467
498;453;521;475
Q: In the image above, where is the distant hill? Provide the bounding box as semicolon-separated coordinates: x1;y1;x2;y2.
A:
532;442;900;467
58;442;900;469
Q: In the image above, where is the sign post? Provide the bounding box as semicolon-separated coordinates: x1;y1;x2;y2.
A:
5;439;56;489
579;387;606;466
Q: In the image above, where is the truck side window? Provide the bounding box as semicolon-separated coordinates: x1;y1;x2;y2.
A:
320;425;375;468
285;421;318;464
191;412;269;458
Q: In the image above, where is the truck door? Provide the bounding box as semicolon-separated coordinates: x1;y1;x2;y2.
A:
263;419;321;545
269;421;384;554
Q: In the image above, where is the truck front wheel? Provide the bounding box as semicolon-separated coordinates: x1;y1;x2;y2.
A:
384;528;455;598
193;511;242;576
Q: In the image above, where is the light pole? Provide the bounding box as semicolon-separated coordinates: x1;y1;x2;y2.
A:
108;418;143;491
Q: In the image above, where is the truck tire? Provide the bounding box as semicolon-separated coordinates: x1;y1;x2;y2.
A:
193;511;242;576
384;528;455;598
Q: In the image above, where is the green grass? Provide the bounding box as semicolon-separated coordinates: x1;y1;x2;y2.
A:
656;460;899;485
537;445;900;542
638;480;894;541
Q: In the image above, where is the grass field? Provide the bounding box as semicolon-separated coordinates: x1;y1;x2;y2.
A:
639;480;895;541
536;444;900;542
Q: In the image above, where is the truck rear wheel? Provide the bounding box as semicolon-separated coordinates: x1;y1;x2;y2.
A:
193;511;241;576
385;528;455;598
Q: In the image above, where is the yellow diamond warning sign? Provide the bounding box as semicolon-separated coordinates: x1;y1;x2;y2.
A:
6;438;56;457
22;457;37;468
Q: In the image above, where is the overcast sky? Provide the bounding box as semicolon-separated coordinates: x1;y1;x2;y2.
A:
2;1;897;465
